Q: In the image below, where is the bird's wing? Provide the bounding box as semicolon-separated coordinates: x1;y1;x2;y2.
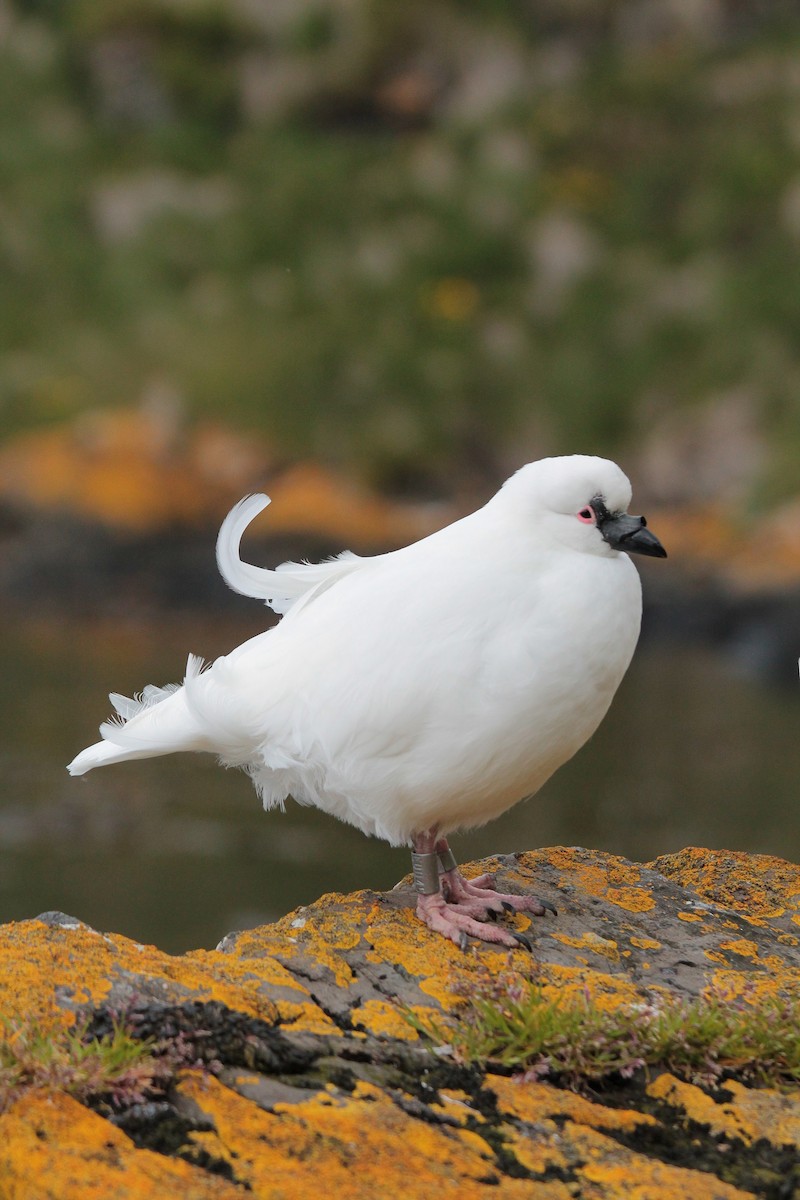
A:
216;494;368;615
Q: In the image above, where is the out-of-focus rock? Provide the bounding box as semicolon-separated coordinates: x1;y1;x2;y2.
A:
91;171;237;243
526;210;603;316
636;389;767;508
0;406;445;546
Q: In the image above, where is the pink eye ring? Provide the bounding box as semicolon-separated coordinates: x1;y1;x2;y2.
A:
577;505;596;524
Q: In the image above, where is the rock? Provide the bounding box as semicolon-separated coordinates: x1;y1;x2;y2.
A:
0;406;444;543
1;846;799;1197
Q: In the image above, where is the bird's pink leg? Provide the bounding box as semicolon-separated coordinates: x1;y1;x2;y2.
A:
435;837;557;921
411;831;534;951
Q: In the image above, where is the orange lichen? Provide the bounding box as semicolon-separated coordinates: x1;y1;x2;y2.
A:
550;933;621;963
179;1073;540;1199
719;939;760;959
604;887;656;913
531;847;656;913
649;1073;800;1147
539;964;647;1010
629;936;661;950
0;410;439;544
260;462;439;547
501;1123;573;1181
352;998;422;1040
565;1120;754;1199
0;916;372;1041
677;912;703;922
265;898;364;990
360;900;509;1010
707;968;800;1004
0;1089;240;1199
650;847;800;917
491;1077;656;1134
644;502;800;591
428;1090;486;1126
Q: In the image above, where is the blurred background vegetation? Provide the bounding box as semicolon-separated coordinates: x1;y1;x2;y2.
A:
2;0;800;505
2;0;800;950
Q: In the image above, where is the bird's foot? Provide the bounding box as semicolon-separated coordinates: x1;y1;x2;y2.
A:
441;868;557;920
416;891;534;951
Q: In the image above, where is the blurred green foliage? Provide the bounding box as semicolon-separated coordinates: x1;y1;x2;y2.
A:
1;0;800;495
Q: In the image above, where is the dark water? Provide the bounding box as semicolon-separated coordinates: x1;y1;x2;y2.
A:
1;616;798;953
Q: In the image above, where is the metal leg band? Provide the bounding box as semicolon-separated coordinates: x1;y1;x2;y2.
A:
437;847;458;873
411;851;441;895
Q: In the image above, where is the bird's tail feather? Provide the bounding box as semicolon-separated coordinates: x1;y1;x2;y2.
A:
215;492;365;615
67;654;210;776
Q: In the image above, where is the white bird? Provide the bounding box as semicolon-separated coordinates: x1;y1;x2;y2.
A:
68;455;666;949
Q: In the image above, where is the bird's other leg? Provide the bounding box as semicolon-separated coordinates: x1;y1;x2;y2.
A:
436;838;495;893
436;837;557;921
412;830;529;951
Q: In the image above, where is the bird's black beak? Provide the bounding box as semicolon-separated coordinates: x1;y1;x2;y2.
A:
599;512;667;559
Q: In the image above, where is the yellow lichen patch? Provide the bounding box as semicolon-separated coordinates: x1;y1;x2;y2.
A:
629;937;661;951
711;1079;800;1146
539;963;646;1010
0;920;282;1037
491;1077;657;1134
179;1073;540;1199
501;1123;573;1185
564;1121;754;1200
604;887;656;913
0;1089;240;1200
429;1090;486;1126
186;944;306;997
250;998;339;1035
707;968;800;1005
529;848;656;913
677;912;703;922
650;847;800;917
233;896;364;990
352;998;421;1040
706;946;798;984
361;902;508;1010
648;1073;800;1147
550;933;620;963
719;939;760;959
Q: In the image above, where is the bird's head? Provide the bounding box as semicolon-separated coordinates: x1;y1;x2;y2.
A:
499;455;667;560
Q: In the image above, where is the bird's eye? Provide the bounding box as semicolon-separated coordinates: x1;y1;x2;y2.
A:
577;506;596;524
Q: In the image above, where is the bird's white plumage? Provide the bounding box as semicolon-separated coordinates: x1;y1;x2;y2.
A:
68;455;645;846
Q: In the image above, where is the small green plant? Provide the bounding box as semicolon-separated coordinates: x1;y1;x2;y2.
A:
0;1013;172;1114
410;968;800;1089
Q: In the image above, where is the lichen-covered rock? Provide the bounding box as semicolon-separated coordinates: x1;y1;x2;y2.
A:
1;846;799;1198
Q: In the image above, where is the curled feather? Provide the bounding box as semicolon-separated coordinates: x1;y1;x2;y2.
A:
215;492;366;614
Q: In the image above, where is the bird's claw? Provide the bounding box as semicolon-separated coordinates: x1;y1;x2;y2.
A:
511;931;533;952
457;930;469;952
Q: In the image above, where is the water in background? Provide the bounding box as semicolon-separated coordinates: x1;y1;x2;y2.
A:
1;616;798;953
